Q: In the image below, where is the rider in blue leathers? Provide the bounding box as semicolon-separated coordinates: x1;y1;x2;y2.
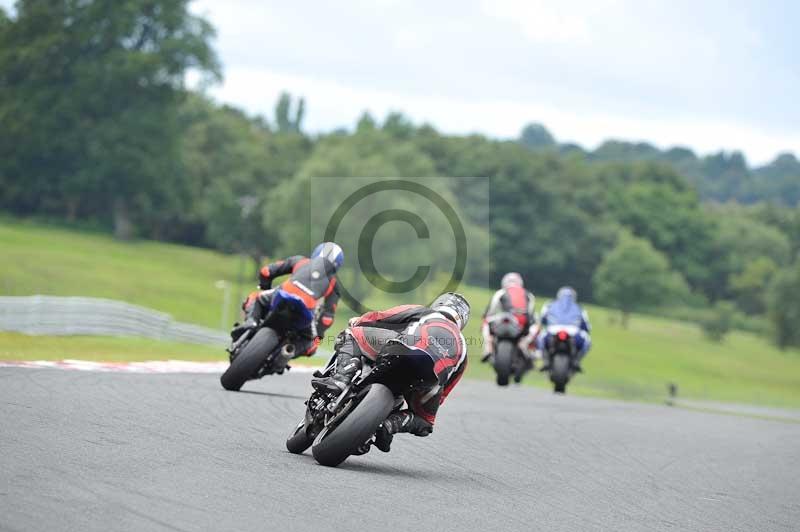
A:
537;286;591;371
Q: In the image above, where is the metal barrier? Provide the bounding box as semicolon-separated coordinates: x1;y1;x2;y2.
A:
0;296;229;346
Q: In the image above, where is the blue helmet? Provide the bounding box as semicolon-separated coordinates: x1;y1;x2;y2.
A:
311;242;344;271
557;286;577;301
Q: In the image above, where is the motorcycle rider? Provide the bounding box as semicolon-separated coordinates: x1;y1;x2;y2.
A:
311;293;470;453
481;272;539;368
538;286;591;371
231;242;343;363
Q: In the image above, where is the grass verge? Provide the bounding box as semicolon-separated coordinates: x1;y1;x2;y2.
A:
2;218;798;407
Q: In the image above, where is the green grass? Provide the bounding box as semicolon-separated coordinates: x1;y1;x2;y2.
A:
0;217;247;329
2;218;799;407
0;331;325;366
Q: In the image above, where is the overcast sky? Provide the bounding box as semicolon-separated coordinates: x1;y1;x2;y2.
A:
4;0;798;164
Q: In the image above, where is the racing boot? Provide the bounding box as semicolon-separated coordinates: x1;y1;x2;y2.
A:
230;317;257;341
374;411;433;452
311;356;361;394
230;297;265;341
373;422;394;453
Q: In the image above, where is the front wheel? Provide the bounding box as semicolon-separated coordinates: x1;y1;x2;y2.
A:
286;420;314;454
494;340;513;386
311;383;395;467
220;328;280;391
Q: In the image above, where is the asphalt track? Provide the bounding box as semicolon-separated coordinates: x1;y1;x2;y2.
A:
1;367;798;532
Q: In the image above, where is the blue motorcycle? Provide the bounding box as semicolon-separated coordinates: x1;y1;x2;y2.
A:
220;289;314;391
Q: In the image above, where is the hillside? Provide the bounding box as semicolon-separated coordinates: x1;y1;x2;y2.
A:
2;218;799;407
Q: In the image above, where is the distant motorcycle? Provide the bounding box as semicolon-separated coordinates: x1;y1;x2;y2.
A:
487;312;530;386
220;289;313;391
542;325;579;393
286;345;438;467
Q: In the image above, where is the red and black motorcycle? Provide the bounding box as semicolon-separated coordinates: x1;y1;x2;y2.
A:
286;344;438;467
487;312;531;386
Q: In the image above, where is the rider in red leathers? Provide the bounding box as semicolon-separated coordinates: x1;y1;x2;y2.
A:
481;272;539;369
312;293;471;452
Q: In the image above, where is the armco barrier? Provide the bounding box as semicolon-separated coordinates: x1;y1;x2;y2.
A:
0;296;229;346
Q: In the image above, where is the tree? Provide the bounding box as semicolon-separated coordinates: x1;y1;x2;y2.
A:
591;140;660;162
0;0;220;239
382;112;415;140
356;112;377;133
266;128;489;311
749;202;800;258
601;162;717;295
708;211;792;301
767;263;800;349
729;257;778;314
274;92;305;133
519;123;555;150
179;94;311;265
408;131;617;297
749;153;800;206
699;301;735;342
593;232;690;326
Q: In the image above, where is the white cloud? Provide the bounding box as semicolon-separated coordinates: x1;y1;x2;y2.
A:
207;67;800;164
479;0;608;44
5;0;793;164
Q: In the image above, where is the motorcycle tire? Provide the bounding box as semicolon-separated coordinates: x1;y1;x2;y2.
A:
551;353;570;394
220;328;280;391
311;383;395;467
494;340;514;386
286;420;314;454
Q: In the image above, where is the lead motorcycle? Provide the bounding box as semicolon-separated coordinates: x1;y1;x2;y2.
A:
487;312;530;386
220;289;314;391
286;342;438;467
541;325;579;393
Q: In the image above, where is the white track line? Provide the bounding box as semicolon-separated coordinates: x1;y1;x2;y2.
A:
0;360;317;374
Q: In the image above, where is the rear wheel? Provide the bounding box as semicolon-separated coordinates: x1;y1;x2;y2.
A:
286;420;314;454
311;384;395;467
550;354;570;394
494;340;513;386
220;328;280;391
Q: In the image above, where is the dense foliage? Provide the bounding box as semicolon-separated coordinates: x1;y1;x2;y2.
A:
1;1;798;346
592;231;690;326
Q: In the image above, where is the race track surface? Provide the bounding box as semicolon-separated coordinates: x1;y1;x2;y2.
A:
1;367;798;532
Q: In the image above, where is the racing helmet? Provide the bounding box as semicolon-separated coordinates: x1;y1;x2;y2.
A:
311;242;344;271
431;292;471;331
556;286;577;301
501;272;524;288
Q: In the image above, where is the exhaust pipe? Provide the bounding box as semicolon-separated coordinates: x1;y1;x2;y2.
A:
281;343;296;358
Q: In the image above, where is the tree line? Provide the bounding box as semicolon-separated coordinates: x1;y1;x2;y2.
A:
1;0;799;348
520;123;800;207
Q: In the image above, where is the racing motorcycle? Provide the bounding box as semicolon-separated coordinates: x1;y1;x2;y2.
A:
487;312;530;386
541;325;579;394
220;289;314;391
286;342;438;467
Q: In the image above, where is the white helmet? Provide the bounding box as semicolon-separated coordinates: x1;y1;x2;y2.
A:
311;242;344;271
431;292;471;331
501;272;524;288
